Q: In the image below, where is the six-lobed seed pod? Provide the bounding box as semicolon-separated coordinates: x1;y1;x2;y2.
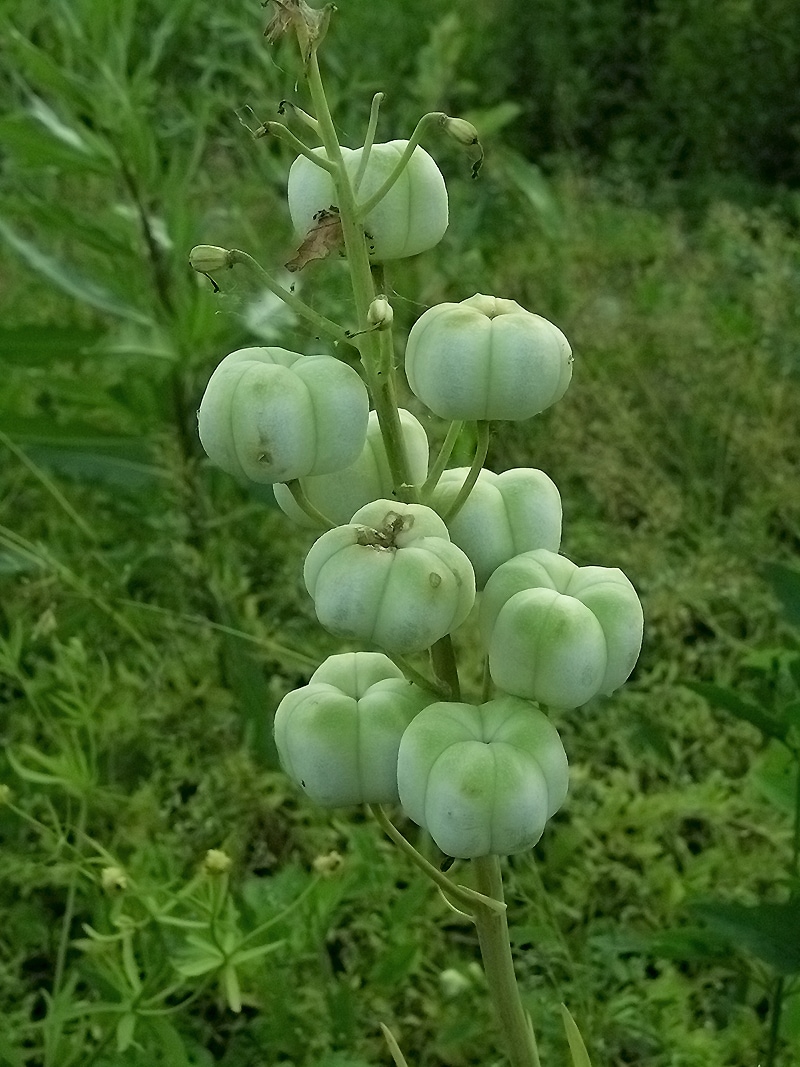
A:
480;549;644;709
273;409;429;527
274;652;432;807
304;500;476;654
197;347;369;485
430;466;562;588
275;648;433;806
405;294;573;421
287;141;448;262
397;696;568;858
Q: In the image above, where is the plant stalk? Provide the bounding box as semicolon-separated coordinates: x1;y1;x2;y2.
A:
303;47;415;499
765;974;785;1067
472;856;542;1067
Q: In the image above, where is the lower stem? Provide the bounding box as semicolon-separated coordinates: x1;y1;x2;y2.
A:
430;636;460;700
472;856;541;1067
54;798;88;996
765;974;785;1067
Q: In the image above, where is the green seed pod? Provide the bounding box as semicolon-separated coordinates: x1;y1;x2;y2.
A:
274;652;431;807
430;466;561;588
405;294;573;421
304;500;476;654
197;346;369;484
287;141;448;262
273;409;429;528
397;696;568;858
480;549;644;708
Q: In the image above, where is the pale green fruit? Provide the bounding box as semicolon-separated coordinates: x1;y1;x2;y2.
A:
304;500;476;654
397;696;568;858
430;467;561;588
198;347;369;484
274;652;431;807
287;141;448;262
274;409;429;527
405;294;573;421
480;549;644;708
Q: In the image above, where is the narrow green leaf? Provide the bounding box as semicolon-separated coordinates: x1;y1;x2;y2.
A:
0;218;151;324
0;326;104;366
1;416;141;448
380;1023;410;1067
222;963;242;1013
144;1019;192;1067
0;550;42;576
687;681;786;740
6;747;67;789
154;915;208;930
0;1036;25;1067
7;30;88;112
0;418;165;487
28;96;93;154
764;562;800;628
690;898;800;974
0;117;107;174
784;700;800;733
121;933;142;993
560;1004;593;1067
462;101;522;138
215;597;279;767
230;940;285;967
173;954;223;978
116;1012;137;1054
752;741;799;815
497;149;563;240
25;447;166;489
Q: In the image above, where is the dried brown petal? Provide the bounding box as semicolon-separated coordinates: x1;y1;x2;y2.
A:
285;207;343;271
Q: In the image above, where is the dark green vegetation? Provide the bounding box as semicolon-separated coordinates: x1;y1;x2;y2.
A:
1;1;800;1064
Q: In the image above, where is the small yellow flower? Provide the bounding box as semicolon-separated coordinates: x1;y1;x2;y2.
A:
100;866;128;893
203;848;232;875
312;851;343;875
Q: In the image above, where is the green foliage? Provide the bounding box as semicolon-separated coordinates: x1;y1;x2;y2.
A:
487;0;800;187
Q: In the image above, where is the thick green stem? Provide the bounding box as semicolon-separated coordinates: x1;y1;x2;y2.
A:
303;50;414;499
765;974;785;1067
430;635;460;700
472;856;542;1067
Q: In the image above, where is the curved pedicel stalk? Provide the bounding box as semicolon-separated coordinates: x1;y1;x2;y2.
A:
191;5;619;1065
